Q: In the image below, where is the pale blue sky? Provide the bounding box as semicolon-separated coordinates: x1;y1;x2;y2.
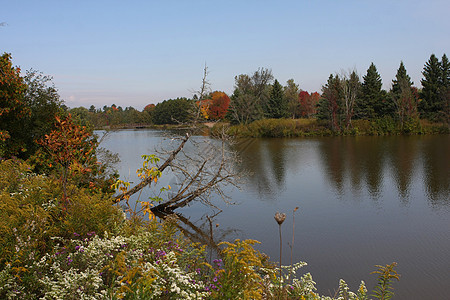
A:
1;0;449;110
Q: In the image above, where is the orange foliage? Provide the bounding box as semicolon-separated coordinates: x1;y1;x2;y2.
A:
208;91;230;120
35;114;110;201
144;103;155;112
38;114;97;171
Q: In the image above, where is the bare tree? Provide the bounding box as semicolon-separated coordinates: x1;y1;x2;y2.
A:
191;63;211;123
114;133;190;203
393;78;419;129
341;70;361;129
321;71;360;131
114;130;242;213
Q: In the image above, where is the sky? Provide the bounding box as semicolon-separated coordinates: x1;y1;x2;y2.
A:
1;0;449;110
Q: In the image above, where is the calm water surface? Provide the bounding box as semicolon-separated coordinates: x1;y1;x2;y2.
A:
100;130;449;299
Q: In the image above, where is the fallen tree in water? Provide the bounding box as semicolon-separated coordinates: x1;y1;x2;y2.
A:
113;131;241;213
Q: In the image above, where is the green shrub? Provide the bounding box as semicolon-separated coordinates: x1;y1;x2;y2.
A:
0;159;124;269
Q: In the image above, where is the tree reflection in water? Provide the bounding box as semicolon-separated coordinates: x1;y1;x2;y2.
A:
154;210;240;262
230;135;449;209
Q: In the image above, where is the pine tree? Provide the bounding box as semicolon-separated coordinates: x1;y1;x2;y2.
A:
392;61;413;96
358;63;383;119
439;54;450;122
389;62;413;118
420;54;442;114
440;54;449;88
265;79;288;118
390;63;418;126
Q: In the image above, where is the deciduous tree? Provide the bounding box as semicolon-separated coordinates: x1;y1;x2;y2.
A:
320;74;342;131
284;79;299;119
228;68;273;124
37;115;97;201
341;70;361;129
192;64;211;123
114;133;241;214
298;91;320;118
298;90;310;118
392;78;419;129
208;91;230;120
0;53;29;157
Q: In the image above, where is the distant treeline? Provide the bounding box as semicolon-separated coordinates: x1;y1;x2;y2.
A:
69;104;153;129
70;53;449;132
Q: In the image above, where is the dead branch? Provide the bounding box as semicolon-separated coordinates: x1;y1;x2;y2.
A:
191;63;211;124
151;131;241;213
113;124;241;213
113;133;190;203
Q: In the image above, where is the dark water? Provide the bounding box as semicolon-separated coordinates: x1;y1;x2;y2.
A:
100;130;450;299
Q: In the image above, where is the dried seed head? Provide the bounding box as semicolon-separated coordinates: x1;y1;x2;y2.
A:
294;207;299;212
274;212;286;225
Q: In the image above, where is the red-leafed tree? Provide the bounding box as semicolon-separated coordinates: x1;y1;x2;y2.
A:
298;91;320;118
298;91;310;117
320;74;342;131
144;103;155;112
208;91;230;120
310;92;321;114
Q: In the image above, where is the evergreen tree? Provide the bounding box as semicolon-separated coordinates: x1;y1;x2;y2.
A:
390;62;418;126
392;61;413;96
358;63;383;119
440;54;449;88
265;79;288;118
420;54;442;114
439;54;450;122
389;62;413;118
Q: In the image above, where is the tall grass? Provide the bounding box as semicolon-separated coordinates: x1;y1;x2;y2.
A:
215;117;449;138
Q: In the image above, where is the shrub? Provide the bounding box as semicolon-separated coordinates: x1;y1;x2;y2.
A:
0;159;124;270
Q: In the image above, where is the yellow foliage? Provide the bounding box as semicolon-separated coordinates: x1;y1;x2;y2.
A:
140;201;155;221
214;239;272;299
200;105;210;120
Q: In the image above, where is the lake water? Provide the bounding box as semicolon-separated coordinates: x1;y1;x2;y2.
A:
100;130;449;299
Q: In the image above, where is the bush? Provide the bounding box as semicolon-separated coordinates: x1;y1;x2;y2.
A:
0;159;400;299
0;159;124;270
